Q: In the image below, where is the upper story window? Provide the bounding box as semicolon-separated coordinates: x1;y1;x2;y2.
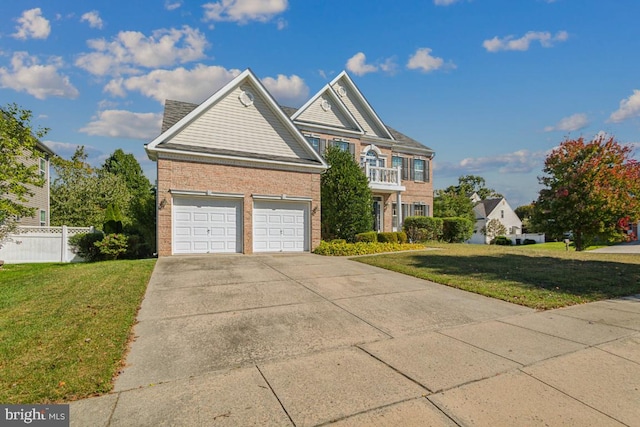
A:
40;158;46;178
392;156;402;170
335;140;351;152
414;159;426;182
305;136;320;153
365;150;385;168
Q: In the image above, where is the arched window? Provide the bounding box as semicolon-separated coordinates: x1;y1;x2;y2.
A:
362;145;385;168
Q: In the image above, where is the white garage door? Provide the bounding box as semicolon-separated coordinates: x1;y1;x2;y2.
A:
173;196;242;254
253;201;308;252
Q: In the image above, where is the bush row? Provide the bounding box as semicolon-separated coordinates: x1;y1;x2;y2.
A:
354;231;408;243
313;240;425;256
403;216;474;243
69;232;150;262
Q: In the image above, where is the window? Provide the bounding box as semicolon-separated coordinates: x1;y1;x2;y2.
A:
40;158;46;178
392;156;402;170
414;159;426;182
40;210;46;226
305;136;320;153
501;210;504;219
413;203;427;217
335;140;351;152
392;203;398;229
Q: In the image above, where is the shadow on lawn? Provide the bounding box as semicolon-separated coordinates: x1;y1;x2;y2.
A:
394;252;640;300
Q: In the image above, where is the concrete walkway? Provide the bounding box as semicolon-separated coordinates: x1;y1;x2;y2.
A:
591;240;640;254
70;254;640;426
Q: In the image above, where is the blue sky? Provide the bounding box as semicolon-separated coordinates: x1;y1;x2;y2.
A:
1;0;639;207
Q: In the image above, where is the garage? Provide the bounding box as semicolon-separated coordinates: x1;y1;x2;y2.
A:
253;200;309;252
173;196;242;254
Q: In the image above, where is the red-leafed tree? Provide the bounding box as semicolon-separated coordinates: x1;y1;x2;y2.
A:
532;135;640;251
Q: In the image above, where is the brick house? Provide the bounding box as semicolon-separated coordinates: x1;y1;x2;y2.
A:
146;69;434;256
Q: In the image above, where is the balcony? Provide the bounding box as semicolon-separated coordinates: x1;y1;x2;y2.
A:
363;164;406;193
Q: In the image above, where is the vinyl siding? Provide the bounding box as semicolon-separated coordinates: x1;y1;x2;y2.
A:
296;95;359;131
331;78;388;138
168;82;312;160
9;151;49;226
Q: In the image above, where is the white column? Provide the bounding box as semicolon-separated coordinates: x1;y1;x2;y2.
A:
396;191;403;231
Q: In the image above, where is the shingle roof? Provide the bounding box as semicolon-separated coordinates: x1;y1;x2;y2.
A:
474;198;503;219
160;99;434;156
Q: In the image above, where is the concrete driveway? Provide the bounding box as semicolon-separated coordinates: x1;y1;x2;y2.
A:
71;254;640;426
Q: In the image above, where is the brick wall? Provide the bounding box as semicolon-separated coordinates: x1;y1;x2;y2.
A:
156;157;321;256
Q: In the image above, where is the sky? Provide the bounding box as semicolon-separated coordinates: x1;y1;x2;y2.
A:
1;0;639;208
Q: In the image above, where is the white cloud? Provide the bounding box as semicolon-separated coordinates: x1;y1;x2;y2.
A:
79;110;162;140
203;0;288;24
80;11;104;29
483;30;569;52
104;65;242;104
544;113;589;132
0;52;79;100
276;18;287;30
608;90;640;123
407;48;455;73
261;74;309;106
436;149;546;176
75;26;209;76
12;8;51;40
346;52;379;76
434;0;461;5
165;0;182;10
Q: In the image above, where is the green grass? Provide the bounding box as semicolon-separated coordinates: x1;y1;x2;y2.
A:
354;243;640;310
0;259;156;404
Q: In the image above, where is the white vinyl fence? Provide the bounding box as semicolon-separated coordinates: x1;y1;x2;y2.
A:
0;226;94;264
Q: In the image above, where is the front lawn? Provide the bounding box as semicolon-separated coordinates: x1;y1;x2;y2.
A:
0;259;155;404
354;243;640;309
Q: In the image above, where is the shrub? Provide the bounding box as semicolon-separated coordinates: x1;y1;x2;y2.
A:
377;232;398;243
493;236;513;246
355;231;378;243
103;203;123;234
124;234;152;259
94;233;128;260
396;231;408;244
69;231;105;262
313;240;425;256
441;217;474;243
403;216;443;242
523;238;537;245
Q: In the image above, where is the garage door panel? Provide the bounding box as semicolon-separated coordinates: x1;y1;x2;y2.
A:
253;201;309;253
173;196;242;254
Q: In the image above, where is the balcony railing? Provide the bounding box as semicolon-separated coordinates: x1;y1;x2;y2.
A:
363;165;404;191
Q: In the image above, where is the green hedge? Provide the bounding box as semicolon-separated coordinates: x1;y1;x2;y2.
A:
492;236;513;246
403;216;443;242
313;240;425;256
355;231;378;243
441;217;474;243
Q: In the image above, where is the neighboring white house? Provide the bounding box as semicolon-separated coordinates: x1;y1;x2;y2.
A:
468;194;523;244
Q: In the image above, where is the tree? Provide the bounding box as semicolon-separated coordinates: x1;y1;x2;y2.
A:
50;147;131;228
321;146;373;242
434;175;500;222
102;149;155;252
453;175;502;200
433;190;475;222
482;218;507;241
514;203;537;233
0;104;48;245
532;135;640;251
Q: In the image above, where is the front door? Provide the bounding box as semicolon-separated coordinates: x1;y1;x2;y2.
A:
372;196;383;232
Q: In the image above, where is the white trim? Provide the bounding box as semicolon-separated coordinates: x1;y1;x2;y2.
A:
252;194;313;202
146;68;327;169
153;148;327;173
294;121;364;136
329;71;395;141
170;189;244;198
291;84;364;134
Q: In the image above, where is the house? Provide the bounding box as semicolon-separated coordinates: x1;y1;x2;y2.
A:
468;194;522;244
146;69;434;256
8;140;55;227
